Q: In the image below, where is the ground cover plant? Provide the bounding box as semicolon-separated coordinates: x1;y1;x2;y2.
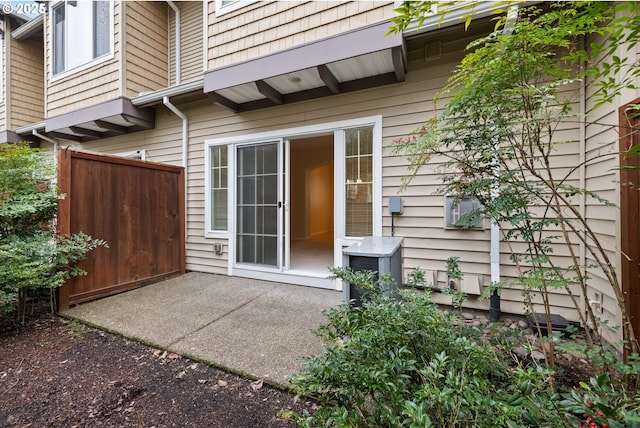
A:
292;268;640;427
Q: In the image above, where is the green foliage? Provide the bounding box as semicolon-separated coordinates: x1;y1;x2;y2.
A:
390;0;640;361
293;268;577;428
0;143;106;319
561;374;640;428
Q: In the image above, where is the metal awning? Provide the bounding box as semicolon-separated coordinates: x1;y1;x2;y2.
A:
44;97;155;142
204;20;406;113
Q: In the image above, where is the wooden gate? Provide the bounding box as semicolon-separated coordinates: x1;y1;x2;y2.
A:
57;150;185;310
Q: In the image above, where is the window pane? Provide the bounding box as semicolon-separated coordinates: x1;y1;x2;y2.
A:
212;189;227;230
345;127;373;236
210;146;228;231
66;0;95;70
53;4;65;74
94;1;110;57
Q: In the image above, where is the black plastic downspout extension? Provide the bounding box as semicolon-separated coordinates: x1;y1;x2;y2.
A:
489;290;500;322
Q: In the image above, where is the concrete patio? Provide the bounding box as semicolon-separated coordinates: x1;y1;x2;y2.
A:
61;272;342;388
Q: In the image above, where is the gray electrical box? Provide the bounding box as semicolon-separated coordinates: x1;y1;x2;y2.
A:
342;236;403;305
389;196;403;214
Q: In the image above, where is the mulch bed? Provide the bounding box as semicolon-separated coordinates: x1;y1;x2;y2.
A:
0;313;315;427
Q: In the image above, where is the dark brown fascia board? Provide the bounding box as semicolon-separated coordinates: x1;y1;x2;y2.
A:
93;119;128;134
208;92;240;113
69;126;103;139
49;131;85;142
391;46;406;82
232;72;399;113
203;20;403;93
0;130;34;144
255;80;283;104
317;64;340;94
45;97;155;133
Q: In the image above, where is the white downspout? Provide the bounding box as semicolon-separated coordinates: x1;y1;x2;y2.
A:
33;129;58;166
167;1;181;85
163;96;188;170
163;96;188;246
490;5;519;322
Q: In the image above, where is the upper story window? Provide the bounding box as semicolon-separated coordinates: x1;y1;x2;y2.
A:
215;0;257;16
51;1;112;77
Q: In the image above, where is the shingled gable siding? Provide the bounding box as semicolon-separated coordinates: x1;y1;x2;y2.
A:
206;1;395;70
125;1;169;97
9;29;44;128
45;1;120;118
169;1;203;86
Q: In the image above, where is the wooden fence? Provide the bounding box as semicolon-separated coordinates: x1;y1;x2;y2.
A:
57;149;185;310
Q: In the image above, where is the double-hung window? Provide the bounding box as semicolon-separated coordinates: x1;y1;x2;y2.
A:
52;1;112;76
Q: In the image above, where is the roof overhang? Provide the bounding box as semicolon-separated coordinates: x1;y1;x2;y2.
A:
11;13;43;41
0;130;35;144
204;20;406;113
44;97;155;142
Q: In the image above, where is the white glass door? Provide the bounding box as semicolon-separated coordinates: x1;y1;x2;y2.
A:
235;140;285;269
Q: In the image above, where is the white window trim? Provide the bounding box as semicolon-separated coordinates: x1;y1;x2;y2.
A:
204;143;230;239
214;0;257;17
203;115;383;243
48;0;115;82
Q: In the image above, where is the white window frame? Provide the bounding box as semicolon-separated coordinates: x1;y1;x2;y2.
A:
204;143;230;237
214;0;257;17
203;115;383;250
49;0;115;82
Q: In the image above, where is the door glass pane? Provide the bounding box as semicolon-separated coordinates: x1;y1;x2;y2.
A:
345;127;373;237
236;143;279;266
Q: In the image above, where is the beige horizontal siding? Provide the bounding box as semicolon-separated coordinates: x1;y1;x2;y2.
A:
207;1;395;69
8;34;44;128
45;1;122;117
125;1;169;97
60;20;629;325
169;1;203;85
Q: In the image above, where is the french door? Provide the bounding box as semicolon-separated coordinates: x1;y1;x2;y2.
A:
235;139;287;270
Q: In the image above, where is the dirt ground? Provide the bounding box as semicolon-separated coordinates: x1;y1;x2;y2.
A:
0;313;315;427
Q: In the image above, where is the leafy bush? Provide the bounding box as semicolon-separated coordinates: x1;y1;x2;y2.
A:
562;374;640;428
0;143;106;320
292;267;574;427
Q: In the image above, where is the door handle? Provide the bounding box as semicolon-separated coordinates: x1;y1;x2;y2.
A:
278;201;282;208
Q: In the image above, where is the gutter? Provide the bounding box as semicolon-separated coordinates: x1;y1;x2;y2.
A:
166;1;181;85
132;79;203;107
11;14;43;41
403;1;540;38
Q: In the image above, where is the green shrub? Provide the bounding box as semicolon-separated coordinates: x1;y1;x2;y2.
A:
0;143;106;320
292;267;571;427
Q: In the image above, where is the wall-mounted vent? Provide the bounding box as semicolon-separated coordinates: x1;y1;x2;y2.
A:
445;195;483;229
